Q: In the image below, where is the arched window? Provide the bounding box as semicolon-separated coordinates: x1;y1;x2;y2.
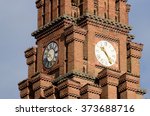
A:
115;0;119;11
83;66;86;73
94;0;98;16
57;0;61;17
79;0;84;16
50;0;53;21
74;12;77;18
115;0;120;22
42;0;46;25
104;1;109;19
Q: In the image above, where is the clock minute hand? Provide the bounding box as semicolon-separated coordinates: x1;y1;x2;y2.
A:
100;47;112;64
46;52;52;61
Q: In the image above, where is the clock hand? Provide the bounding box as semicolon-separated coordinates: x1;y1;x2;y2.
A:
46;52;53;61
100;47;112;64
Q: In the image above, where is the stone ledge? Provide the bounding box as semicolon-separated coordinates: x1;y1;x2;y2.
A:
18;79;29;90
32;14;132;38
53;71;95;85
80;83;102;95
119;73;140;84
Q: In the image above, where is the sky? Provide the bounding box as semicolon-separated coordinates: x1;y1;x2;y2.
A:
0;0;150;99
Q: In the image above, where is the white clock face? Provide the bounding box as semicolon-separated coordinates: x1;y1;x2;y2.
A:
43;42;58;68
95;40;116;67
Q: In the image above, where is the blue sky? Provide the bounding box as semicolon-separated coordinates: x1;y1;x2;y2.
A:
0;0;149;99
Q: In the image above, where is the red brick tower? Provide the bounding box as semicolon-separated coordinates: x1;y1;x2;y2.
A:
18;0;145;99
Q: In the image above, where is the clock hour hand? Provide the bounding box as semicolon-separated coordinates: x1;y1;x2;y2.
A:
100;47;112;64
46;52;52;61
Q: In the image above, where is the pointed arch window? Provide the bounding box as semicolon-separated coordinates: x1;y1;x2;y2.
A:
79;0;84;16
115;0;120;22
42;0;46;25
94;0;98;16
57;0;61;17
104;1;109;19
50;0;53;21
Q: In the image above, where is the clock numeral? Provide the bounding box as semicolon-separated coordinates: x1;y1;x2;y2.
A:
96;54;101;59
104;41;107;46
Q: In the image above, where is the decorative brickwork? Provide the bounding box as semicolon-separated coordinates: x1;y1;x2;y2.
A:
18;0;145;99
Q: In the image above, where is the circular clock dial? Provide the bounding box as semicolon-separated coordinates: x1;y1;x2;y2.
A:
95;40;116;67
43;42;58;68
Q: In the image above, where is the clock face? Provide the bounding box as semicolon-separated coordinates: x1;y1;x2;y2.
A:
43;42;58;68
95;40;116;67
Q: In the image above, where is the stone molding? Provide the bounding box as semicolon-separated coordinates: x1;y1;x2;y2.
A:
44;86;56;98
97;68;120;80
36;0;43;8
77;14;131;34
32;15;75;38
18;79;29;90
32;14;132;38
30;72;54;84
53;71;95;85
64;24;87;37
25;47;37;58
60;93;80;99
57;79;81;91
119;73;140;84
80;83;102;95
95;33;119;43
97;68;120;87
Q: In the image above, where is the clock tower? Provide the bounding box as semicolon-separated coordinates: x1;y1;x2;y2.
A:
18;0;145;99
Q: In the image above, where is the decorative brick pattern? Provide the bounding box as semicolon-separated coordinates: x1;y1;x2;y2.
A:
18;0;145;99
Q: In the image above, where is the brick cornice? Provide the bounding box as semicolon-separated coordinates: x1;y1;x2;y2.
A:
136;89;146;95
118;85;138;93
127;41;143;59
32;14;131;39
36;0;43;8
80;83;102;95
25;47;37;58
20;93;29;99
97;68;120;87
57;79;81;91
64;24;87;37
119;73;140;85
60;93;80;99
44;86;56;98
97;68;121;80
32;85;48;91
65;37;85;44
127;41;143;51
77;14;131;34
18;79;29;90
32;15;75;38
95;33;119;43
126;4;131;12
116;0;127;2
30;72;54;84
53;71;95;85
127;34;135;40
118;83;145;95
